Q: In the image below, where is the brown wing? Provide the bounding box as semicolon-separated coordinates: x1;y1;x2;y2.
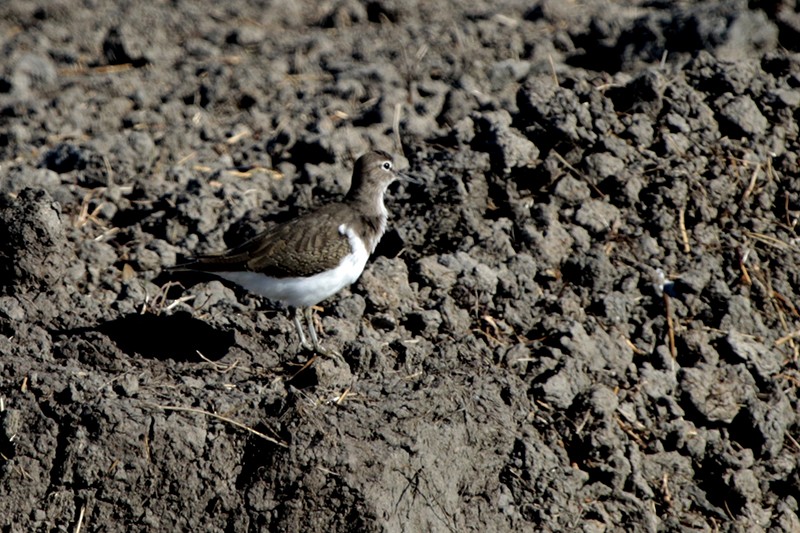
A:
186;204;354;278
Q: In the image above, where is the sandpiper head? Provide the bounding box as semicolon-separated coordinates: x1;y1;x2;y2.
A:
346;150;421;209
348;150;401;196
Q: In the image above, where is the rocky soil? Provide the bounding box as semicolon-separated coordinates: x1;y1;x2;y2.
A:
2;0;800;531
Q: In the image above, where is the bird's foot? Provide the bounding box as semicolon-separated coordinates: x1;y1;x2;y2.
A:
293;306;346;364
310;341;346;365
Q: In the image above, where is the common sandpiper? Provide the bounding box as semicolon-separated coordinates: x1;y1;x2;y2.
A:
173;150;413;356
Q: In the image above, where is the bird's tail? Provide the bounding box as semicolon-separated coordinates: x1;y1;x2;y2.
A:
167;252;249;273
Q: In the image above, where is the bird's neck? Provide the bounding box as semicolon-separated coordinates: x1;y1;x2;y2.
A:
347;186;388;253
348;184;388;218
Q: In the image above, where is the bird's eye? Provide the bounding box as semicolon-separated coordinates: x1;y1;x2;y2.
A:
382;161;392;171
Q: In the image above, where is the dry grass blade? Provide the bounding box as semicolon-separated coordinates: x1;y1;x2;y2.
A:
625;338;647;355
774;328;800;347
741;163;761;203
548;54;559;85
288;356;317;381
196;350;240;374
393;102;403;152
335;385;353;405
745;231;792;250
552;151;605;197
739;248;752;286
59;63;137;76
176;151;196;166
74;504;86;533
147;403;288;448
787;432;800;453
142;281;184;315
225;129;251;144
661;473;672;507
74;188;108;229
225;166;282;179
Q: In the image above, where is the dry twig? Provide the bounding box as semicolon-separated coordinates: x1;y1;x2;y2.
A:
678;205;690;253
664;293;677;359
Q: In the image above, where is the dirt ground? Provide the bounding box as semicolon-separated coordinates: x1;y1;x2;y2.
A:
1;0;800;531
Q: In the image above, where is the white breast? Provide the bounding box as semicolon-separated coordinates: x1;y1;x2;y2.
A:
213;224;370;307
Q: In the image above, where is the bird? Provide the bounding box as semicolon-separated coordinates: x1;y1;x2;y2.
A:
172;150;414;357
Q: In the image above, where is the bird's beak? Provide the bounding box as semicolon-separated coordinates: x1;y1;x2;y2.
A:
397;170;422;185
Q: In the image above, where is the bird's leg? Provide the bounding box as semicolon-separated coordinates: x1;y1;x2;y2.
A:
305;306;345;362
305;306;324;353
292;307;312;350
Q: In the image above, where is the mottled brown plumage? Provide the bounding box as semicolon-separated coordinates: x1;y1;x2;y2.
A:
186;205;359;277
